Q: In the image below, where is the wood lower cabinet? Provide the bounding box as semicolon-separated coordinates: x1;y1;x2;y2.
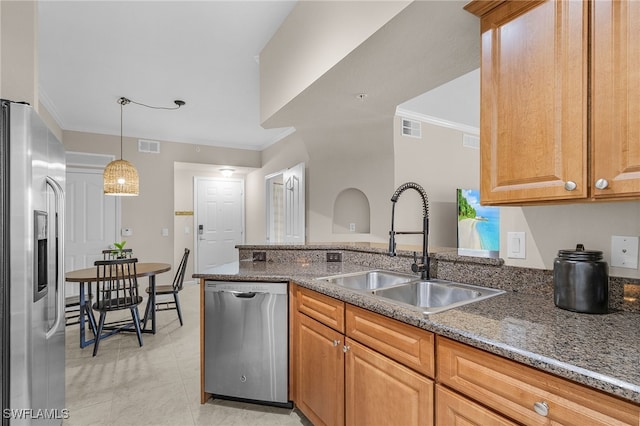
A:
291;285;435;426
296;311;345;426
345;338;433;426
435;385;516;426
437;336;640;425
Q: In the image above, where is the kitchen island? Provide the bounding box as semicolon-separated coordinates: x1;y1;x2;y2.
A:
196;247;640;424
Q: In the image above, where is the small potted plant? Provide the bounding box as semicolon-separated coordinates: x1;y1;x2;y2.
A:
113;240;128;258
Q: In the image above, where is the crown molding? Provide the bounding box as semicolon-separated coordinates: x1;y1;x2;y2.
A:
395;107;479;136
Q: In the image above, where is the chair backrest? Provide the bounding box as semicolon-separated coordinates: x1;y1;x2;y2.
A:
172;248;190;291
102;248;133;260
94;257;139;310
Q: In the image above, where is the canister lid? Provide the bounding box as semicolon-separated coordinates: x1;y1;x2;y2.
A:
557;243;603;261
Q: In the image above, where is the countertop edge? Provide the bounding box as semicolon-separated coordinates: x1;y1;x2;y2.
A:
195;264;640;404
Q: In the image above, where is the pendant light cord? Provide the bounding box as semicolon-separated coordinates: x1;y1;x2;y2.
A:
118;96;185;111
118;97;130;160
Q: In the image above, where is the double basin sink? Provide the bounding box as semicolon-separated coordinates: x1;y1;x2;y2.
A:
315;270;504;315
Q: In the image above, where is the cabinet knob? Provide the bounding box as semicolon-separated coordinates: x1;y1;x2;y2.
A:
342;345;350;353
333;340;340;347
533;401;549;417
595;178;609;190
564;181;577;191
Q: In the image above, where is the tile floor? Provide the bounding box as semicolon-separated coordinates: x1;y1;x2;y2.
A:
64;284;310;426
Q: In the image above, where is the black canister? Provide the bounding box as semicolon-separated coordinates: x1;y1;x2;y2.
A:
553;244;609;314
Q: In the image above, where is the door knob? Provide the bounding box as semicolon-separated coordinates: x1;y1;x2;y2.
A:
594;178;609;190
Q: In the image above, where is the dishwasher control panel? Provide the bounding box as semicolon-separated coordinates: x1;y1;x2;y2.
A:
205;281;287;295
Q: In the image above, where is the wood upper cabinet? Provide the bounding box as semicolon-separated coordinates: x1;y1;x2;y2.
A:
467;0;640;204
469;0;588;204
591;0;640;198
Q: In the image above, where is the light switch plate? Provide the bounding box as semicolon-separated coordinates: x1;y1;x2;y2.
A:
507;232;526;259
121;227;133;237
611;236;639;269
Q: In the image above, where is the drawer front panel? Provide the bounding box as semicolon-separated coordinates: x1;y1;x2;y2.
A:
296;286;345;332
346;304;434;378
437;337;640;426
436;385;517;426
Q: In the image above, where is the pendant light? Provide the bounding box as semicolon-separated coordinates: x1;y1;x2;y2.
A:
103;97;139;196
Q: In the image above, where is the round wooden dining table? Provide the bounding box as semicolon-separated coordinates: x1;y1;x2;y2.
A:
65;262;171;348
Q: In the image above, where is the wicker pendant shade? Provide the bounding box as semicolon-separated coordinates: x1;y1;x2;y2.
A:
104;97;139;196
103;159;139;196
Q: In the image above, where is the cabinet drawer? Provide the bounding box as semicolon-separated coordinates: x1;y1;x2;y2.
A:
437;337;640;426
296;286;345;333
346;305;434;378
436;385;516;426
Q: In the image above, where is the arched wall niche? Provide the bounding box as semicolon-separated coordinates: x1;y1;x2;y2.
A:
332;188;371;234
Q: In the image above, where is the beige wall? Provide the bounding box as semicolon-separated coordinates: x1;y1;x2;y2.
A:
393;117;480;249
260;0;411;125
303;119;396;244
245;131;309;243
0;1;38;107
63;130;260;270
501;202;640;279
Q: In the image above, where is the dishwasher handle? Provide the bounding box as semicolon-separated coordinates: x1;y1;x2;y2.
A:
229;290;257;298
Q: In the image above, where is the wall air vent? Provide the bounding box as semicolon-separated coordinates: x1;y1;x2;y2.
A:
463;134;480;149
138;139;160;154
401;118;421;138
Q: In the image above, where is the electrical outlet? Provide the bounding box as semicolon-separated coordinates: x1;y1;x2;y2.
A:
326;252;343;263
349;223;356;232
253;251;267;262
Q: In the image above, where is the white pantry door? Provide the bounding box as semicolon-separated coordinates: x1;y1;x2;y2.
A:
194;178;244;273
283;162;305;244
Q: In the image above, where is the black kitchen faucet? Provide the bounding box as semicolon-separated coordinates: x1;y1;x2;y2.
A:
388;182;430;280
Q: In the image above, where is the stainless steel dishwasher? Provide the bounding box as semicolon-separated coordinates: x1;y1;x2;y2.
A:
204;281;291;407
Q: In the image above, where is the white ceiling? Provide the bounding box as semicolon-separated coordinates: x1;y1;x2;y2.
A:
38;0;297;151
38;1;478;152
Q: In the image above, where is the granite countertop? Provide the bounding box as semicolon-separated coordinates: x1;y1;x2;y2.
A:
194;260;640;404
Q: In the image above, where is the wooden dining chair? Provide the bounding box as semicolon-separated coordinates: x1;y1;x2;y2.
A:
144;248;190;326
91;257;144;356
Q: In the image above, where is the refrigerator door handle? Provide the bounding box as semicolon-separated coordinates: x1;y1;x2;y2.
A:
45;176;65;340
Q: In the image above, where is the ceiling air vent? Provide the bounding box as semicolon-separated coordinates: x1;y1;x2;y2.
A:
401;118;421;138
138;139;160;154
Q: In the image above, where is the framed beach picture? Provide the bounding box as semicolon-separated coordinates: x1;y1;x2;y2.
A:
457;189;500;258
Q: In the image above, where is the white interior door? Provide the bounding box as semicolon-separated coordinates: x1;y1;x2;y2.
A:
283;162;305;244
65;167;118;296
195;178;244;272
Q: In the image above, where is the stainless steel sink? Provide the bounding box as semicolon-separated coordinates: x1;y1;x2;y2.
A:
315;270;418;291
373;279;505;315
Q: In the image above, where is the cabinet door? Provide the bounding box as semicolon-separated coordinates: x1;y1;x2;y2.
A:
345;338;434;426
296;312;345;426
592;0;640;198
477;0;588;204
436;385;517;426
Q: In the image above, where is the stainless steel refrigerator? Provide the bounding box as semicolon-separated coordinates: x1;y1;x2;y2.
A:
1;100;66;425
